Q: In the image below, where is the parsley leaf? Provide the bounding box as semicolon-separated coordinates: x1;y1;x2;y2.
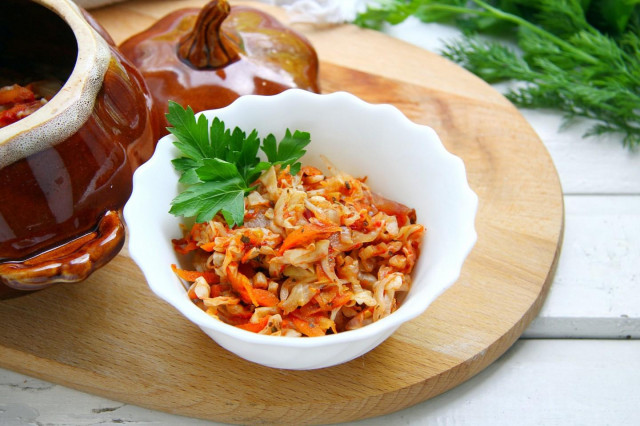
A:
166;102;311;227
166;103;210;164
169;179;247;225
262;129;311;175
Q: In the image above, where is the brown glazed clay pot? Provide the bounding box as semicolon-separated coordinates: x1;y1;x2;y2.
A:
0;0;157;298
119;0;320;138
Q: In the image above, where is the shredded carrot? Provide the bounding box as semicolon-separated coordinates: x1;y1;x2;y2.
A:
171;264;220;284
279;221;341;254
328;292;352;309
298;301;323;317
199;241;216;252
172;238;198;254
0;84;35;105
226;263;259;306
252;288;280;307
236;315;271;333
288;312;331;337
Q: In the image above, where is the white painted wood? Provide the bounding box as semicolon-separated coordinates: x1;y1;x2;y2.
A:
518;110;640;195
524;195;640;338
0;369;210;425
1;340;639;425
354;339;640;426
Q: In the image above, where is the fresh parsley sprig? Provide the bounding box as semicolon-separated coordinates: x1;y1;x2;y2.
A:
166;101;310;226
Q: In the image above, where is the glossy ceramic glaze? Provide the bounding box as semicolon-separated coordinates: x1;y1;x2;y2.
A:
124;90;478;369
119;0;320;138
0;0;156;297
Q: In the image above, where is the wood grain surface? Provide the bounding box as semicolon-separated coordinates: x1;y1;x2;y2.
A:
0;1;564;424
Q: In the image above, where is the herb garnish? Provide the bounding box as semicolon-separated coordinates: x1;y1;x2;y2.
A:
355;0;640;148
166;101;310;226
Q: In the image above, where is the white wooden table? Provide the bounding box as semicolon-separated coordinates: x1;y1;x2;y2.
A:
1;4;639;425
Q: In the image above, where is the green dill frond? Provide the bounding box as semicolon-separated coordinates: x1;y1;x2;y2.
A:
354;0;640;148
442;37;533;82
530;0;590;36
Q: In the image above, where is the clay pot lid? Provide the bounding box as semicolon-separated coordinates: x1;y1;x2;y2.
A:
0;0;111;169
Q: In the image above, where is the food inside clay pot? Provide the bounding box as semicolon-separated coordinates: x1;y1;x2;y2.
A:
0;0;156;297
119;0;320;137
0;80;62;128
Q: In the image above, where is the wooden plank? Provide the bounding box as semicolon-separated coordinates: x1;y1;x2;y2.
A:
517;109;640;195
524;195;640;338
2;339;639;425
369;339;640;425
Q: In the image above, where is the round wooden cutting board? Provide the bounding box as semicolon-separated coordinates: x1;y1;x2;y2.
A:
0;1;563;424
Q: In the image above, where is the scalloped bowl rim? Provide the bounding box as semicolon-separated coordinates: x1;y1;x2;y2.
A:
124;89;478;361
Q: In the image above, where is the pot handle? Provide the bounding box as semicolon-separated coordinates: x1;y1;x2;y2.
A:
0;210;125;296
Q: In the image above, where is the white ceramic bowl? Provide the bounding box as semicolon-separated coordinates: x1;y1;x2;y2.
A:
123;89;478;370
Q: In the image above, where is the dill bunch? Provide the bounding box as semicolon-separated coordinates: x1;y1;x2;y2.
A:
355;0;640;148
